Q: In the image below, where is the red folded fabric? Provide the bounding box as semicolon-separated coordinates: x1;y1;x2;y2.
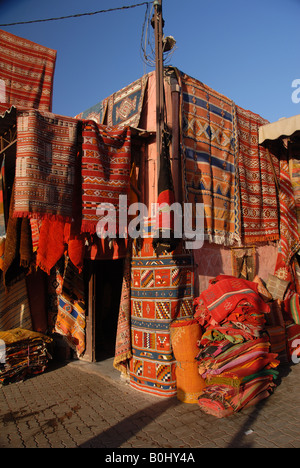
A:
198;276;270;324
198;397;234;418
36;219;67;274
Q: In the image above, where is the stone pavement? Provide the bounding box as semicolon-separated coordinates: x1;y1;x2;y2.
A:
0;356;300;450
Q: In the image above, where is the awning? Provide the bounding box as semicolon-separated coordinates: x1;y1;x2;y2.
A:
259;114;300;145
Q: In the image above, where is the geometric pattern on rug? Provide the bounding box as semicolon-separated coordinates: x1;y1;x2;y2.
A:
129;238;194;397
178;70;241;246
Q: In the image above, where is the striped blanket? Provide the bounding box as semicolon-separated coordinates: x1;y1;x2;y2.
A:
198;374;276;418
14;109;80;221
236;106;280;243
277;160;300;264
0;29;56;114
81;121;131;234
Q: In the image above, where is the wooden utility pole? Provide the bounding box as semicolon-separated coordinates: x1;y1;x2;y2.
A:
153;0;164;182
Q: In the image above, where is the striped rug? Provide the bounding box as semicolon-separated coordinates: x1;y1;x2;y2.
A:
178;71;241;246
0;29;56;114
278;160;300;264
0;278;32;331
236;105;280;244
14;109;80;221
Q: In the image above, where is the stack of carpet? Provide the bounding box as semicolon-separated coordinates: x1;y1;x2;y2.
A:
0;328;52;385
194;275;280;418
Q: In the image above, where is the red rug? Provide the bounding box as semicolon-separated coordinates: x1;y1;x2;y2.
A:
14;109;80;220
236;105;280;244
277;160;300;264
81;120;131;234
0;29;56;114
178;71;241;245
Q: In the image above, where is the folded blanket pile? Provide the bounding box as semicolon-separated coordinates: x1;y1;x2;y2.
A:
0;328;52;385
194;275;279;417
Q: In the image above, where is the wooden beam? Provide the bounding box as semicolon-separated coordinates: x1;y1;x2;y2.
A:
0;138;16;155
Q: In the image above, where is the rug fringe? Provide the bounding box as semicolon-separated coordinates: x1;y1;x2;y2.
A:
80;221;98;235
243;234;280;244
13;211;72;223
36;260;52;276
113;351;132;374
206;232;242;247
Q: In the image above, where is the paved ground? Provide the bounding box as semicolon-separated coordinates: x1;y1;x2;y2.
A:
0;356;300;451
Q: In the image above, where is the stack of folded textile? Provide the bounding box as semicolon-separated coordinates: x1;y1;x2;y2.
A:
0;328;52;385
194;275;280;418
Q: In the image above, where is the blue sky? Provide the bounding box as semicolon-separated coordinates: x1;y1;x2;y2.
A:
0;0;300;122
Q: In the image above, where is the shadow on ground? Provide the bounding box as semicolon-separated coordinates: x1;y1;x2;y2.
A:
78;363;293;449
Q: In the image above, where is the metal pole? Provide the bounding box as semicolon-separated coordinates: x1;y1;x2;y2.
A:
153;0;164;186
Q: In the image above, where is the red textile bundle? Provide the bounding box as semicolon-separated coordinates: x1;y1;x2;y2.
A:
196;275;270;325
198;397;234;418
198;373;276;417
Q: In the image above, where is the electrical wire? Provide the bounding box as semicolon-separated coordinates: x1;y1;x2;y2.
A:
0;2;151;27
140;2;156;67
0;1;176;69
140;2;177;68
